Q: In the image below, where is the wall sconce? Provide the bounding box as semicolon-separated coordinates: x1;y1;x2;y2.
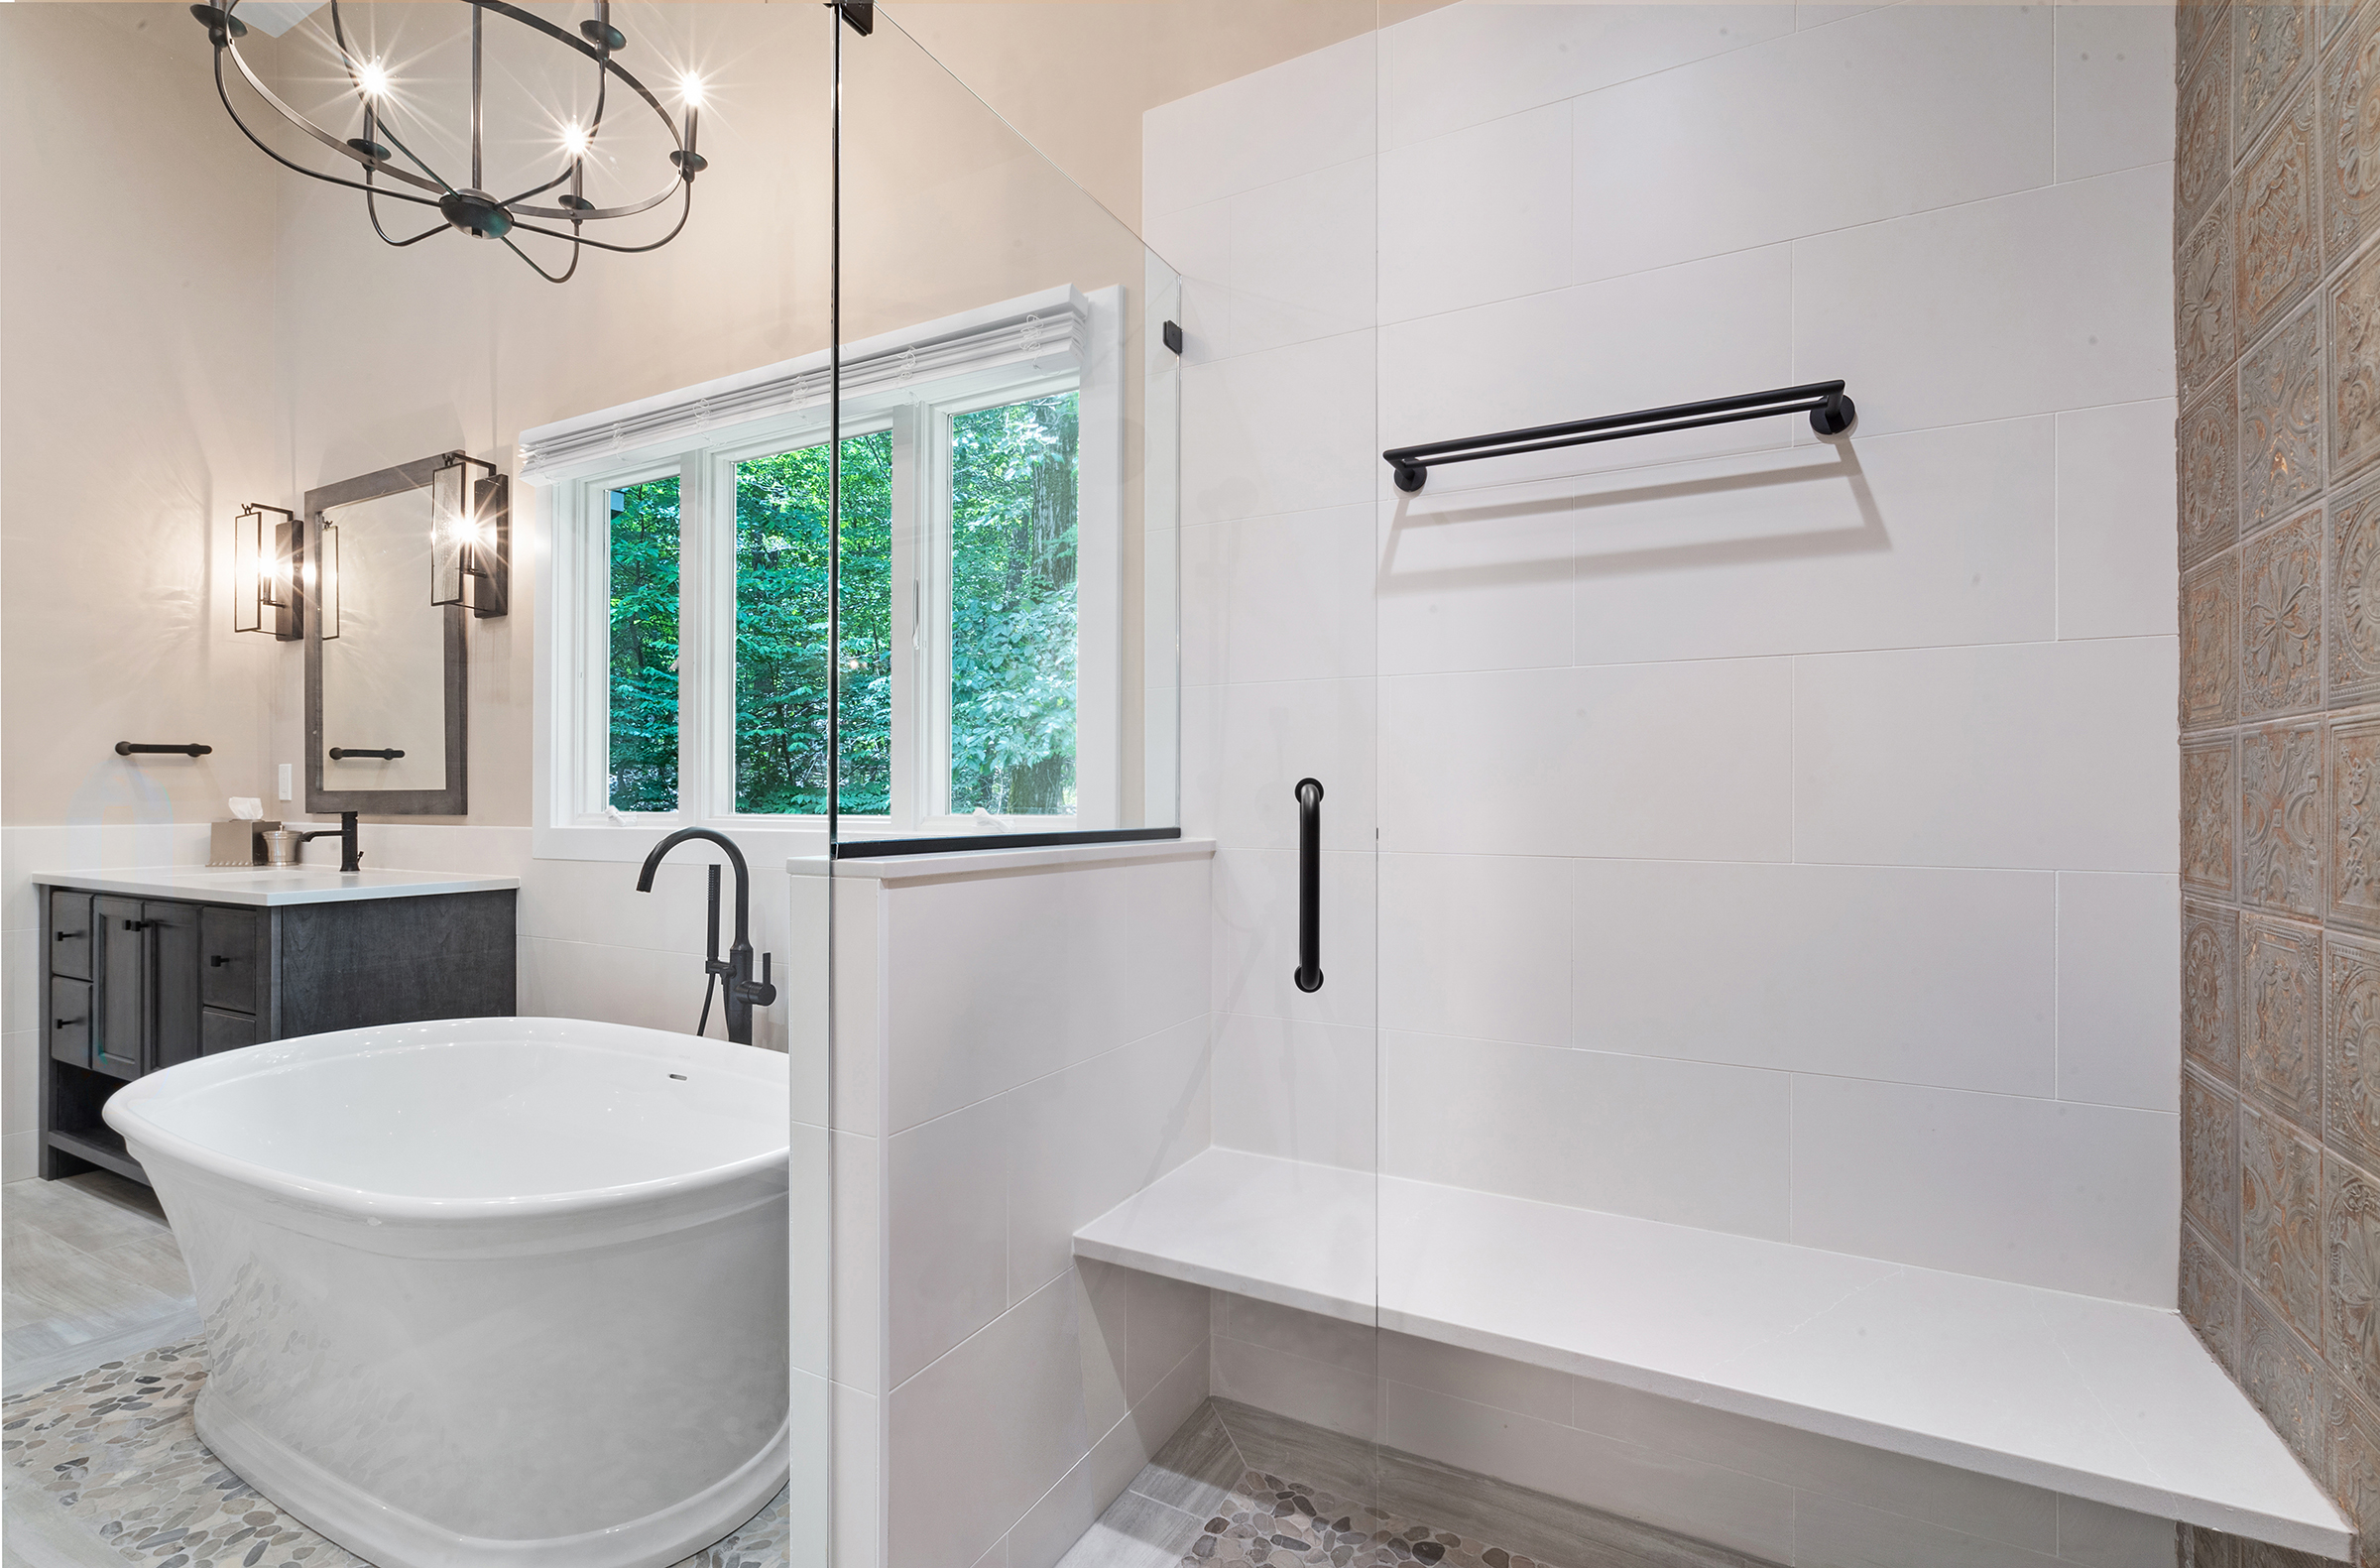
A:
233;503;299;640
430;452;511;618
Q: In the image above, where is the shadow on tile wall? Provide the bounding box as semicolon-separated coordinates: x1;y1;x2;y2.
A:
2176;2;2380;1558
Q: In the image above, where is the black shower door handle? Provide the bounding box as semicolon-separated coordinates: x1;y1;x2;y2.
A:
1294;778;1324;994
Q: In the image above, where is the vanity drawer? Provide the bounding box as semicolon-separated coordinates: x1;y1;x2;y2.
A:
49;979;90;1068
200;907;260;1014
201;1008;259;1055
49;891;92;981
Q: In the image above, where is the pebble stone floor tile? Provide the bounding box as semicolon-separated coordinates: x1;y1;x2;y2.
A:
1;1339;789;1568
1186;1470;1568;1568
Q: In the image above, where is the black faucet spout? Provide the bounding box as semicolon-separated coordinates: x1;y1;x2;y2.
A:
634;827;776;1044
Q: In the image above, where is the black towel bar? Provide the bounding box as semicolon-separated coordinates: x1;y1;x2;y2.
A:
1384;380;1854;493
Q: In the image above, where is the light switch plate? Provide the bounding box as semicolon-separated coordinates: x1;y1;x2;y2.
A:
278;763;294;801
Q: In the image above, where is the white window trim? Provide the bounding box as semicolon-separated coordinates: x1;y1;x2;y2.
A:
527;285;1124;864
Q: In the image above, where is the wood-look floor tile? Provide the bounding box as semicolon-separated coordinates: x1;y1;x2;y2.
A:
1130;1399;1248;1517
1056;1490;1210;1568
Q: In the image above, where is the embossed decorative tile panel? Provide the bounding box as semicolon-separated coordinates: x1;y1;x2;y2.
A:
2333;482;2380;702
2189;20;2239;230
2241;4;2318;151
2246;912;2326;1119
2332;710;2380;928
2191;1064;2247;1249
2245;724;2326;913
2243;1289;2334;1477
2191;900;2244;1079
2188;555;2245;729
2189;198;2243;406
2190;384;2246;568
2242;85;2322;343
2244;302;2328;530
2185;0;2233;85
2186;1217;2248;1372
2333;242;2380;481
2333;933;2380;1172
2330;1392;2380;1568
2246;508;2326;716
2325;1150;2380;1403
2327;4;2380;266
2244;1100;2328;1340
2188;736;2242;895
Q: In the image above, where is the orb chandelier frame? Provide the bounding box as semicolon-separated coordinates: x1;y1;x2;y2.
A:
192;0;710;284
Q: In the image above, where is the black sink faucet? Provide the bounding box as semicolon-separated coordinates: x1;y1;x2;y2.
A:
636;827;777;1045
297;811;362;872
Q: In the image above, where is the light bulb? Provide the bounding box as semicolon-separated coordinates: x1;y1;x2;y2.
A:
561;123;589;158
355;59;390;98
678;72;704;107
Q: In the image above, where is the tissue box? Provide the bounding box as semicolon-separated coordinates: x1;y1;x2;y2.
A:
209;819;282;867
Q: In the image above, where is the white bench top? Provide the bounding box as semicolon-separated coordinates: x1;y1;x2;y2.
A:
1073;1147;2352;1559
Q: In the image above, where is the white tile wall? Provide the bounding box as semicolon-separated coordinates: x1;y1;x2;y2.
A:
1144;0;2185;1555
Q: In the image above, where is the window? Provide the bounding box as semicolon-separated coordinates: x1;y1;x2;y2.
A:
530;288;1123;857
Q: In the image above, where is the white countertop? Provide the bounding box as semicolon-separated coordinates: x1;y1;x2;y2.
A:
31;866;520;906
1075;1147;2354;1558
790;834;1214;884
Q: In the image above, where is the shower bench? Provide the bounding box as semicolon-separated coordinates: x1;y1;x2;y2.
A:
1074;1146;2353;1561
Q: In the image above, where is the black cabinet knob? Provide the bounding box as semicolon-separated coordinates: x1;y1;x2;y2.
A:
208;955;229;967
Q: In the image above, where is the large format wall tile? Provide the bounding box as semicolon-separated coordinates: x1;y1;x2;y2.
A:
2181;18;2235;233
2332;238;2380;481
2184;192;2241;406
2326;5;2380;268
2186;1064;2244;1251
1567;418;2057;665
1794;166;2174;439
2055;2;2178;182
2238;3;2317;152
1793;638;2177;873
2183;1218;2245;1373
1571;859;2056;1097
1179;332;1375;530
2238;81;2321;347
2185;735;2240;896
1140;33;1372;217
2243;721;2325;913
1378;1030;1792;1240
2330;929;2380;1171
2245;508;2326;717
1569;4;2052;285
1377;853;1570;1047
2241;1289;2332;1479
1787;1077;2179;1304
2242;299;2327;533
2062;399;2181;640
2331;708;2380;927
2242;1099;2327;1343
2185;551;2242;729
2188;899;2244;1082
2185;384;2243;569
2071;872;2189;1112
2243;910;2326;1121
2334;481;2380;702
2323;1149;2380;1405
1377;102;1570;324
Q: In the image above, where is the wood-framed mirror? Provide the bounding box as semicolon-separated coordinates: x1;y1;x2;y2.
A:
302;452;490;815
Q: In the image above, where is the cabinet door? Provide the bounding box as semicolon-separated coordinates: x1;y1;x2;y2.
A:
49;892;92;981
92;897;146;1080
199;907;260;1015
48;978;91;1068
200;1008;259;1055
148;902;201;1071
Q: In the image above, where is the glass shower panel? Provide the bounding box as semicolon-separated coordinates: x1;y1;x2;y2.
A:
234;3;847;1563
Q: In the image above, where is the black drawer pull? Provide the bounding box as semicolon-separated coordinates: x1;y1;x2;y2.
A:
122;917;153;931
209;954;229;967
55;929;76;941
54;1017;82;1029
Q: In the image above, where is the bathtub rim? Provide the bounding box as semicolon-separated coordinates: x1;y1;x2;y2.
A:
103;1016;789;1227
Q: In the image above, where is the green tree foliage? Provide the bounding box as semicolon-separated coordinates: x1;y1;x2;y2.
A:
735;431;894;814
607;477;680;813
950;393;1079;814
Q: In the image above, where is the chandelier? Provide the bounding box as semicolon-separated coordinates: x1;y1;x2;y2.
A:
191;0;710;283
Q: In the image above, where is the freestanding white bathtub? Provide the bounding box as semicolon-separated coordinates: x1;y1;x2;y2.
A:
102;1017;789;1568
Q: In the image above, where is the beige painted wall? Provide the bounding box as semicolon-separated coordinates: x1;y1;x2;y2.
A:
1;6;288;829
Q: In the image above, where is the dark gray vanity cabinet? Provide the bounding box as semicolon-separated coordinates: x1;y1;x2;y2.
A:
38;885;516;1185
